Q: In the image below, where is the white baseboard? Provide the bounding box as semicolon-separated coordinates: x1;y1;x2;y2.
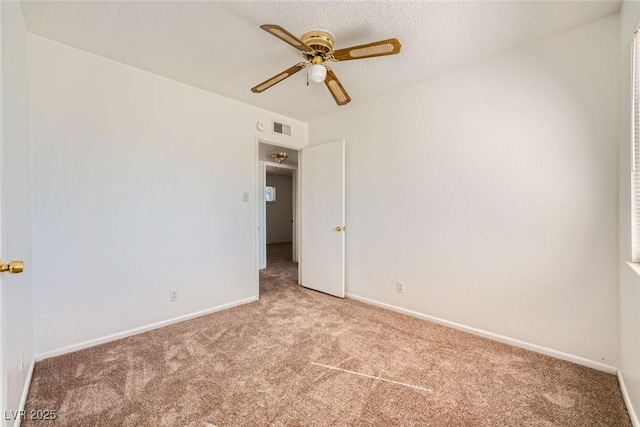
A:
619;370;640;427
35;296;258;361
15;357;36;427
346;293;617;374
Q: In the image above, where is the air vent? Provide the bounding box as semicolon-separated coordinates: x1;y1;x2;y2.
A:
273;121;292;136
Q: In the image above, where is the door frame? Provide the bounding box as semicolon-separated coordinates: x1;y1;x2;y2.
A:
262;161;297;258
255;138;302;298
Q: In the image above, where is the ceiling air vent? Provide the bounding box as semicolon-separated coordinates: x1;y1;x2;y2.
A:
273;121;292;136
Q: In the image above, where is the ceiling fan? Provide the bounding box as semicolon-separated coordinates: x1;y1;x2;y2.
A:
251;25;401;106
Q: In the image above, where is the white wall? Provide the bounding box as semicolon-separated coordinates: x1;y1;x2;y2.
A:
28;35;308;356
1;0;34;420
619;2;640;424
266;174;293;244
310;15;620;366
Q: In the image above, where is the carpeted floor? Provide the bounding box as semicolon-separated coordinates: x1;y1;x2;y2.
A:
24;242;631;426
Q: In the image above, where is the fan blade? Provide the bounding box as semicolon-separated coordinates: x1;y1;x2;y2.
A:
260;24;315;54
324;68;351;106
251;63;306;93
332;38;401;61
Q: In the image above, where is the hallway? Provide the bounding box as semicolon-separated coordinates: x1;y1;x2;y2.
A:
260;242;297;294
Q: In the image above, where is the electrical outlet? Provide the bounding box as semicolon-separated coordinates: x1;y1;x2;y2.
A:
396;281;405;294
170;290;178;302
20;348;24;371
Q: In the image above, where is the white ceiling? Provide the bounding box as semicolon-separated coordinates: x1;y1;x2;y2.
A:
21;1;621;122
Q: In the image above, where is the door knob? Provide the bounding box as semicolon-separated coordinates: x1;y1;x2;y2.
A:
0;260;24;274
335;226;344;232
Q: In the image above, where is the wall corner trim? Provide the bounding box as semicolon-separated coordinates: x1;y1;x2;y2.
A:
34;296;258;361
15;358;36;427
345;293;617;374
619;370;640;427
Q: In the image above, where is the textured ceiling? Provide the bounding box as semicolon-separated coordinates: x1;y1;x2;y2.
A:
21;1;621;122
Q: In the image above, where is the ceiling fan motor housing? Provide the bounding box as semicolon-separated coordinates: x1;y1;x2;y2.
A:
301;30;335;58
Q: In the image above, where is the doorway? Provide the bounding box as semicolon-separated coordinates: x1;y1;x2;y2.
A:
265;166;294;262
255;138;347;300
257;141;299;297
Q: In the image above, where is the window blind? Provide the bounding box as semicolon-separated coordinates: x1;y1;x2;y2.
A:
632;31;640;261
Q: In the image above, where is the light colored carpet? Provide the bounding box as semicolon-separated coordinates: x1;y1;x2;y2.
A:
24;242;631;426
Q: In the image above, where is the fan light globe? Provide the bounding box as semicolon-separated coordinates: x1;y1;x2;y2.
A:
308;64;327;84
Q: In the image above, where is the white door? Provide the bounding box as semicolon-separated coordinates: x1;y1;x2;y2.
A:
1;1;33;419
300;140;345;298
